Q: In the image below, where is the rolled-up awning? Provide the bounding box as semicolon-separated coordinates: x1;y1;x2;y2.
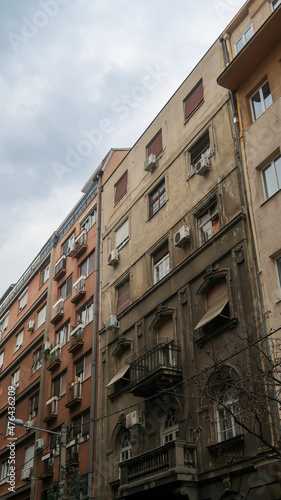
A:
106;365;129;388
195;281;228;330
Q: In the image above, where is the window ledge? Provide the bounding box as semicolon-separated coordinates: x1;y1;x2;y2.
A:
261;187;281;206
207;434;244;452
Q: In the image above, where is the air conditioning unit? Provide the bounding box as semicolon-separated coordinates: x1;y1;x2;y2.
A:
105;315;119;331
68;242;77;256
42;341;52;354
144;154;157;172
35;438;45;451
107;250;119;266
21;468;32;481
126;411;144;428
194;155;210;175
24;419;33;429
27;320;35;332
174;225;191;247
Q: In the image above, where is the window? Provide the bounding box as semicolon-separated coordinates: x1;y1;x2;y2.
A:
72;411;90;441
262;155;281;199
115;220;129;251
40;263;50;286
0;351;4;370
0;460;9;481
146;129;163;158
149;180;166;218
195;280;230;334
153;242;170;284
162;408;179;444
184;79;204;121
276;257;281;294
189;130;210;169
106;348;130;392
24;444;34;470
119;430;132;463
0;312;9;335
53;371;67;398
59;275;73;300
214;384;240;442
77;300;93;326
198;201;220;244
61;233;75;256
15;330;24;352
234;24;254;54
18;288;28;312
250;81;273;121
81;207;97;232
80;251;95;278
49;427;61;455
11;368;20;388
115;171;128;203
32;347;42;373
29;392;39;419
116;280;130;316
272;0;281;9
56;321;70;346
75;352;91;381
37;304;47;328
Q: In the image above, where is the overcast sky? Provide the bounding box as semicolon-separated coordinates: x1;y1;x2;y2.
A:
0;0;246;298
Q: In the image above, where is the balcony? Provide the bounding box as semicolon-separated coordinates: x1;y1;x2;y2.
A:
47;345;61;371
39;456;54;480
65;378;82;408
119;440;197;496
66;443;79;467
68;324;84;353
72;230;87;259
54;255;67;281
43;397;58;423
71;276;86;304
128;340;182;397
51;298;64;325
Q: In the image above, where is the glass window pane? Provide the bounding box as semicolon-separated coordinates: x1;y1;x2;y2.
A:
251;90;263;120
88;252;95;275
262;81;273;110
235;37;244;53
245;25;253;42
263;165;277;198
274;156;281;189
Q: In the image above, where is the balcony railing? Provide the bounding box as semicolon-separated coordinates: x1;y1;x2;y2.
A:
39;456;54;480
43;397;58;422
68;324;84;353
71;276;86;304
65;378;82;408
51;298;64;324
119;441;197;489
47;345;61;371
128;340;182;396
72;230;87;259
66;443;79;466
54;255;67;281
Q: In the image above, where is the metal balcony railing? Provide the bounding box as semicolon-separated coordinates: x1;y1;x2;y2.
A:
54;255;67;279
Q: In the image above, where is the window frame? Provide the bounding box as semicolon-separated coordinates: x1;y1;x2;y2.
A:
276;257;281;296
250;80;273;122
81;208;97;232
24;444;35;470
119;429;132;463
234;24;254;54
215;390;241;443
116;279;130;316
77;300;93;326
153;253;170;284
75;352;91;382
79;251;95;278
53;371;67;398
56;321;70;346
146;129;163;158
59;275;73;300
183;79;204;122
32;347;42;373
18;288;28;312
40;263;50;287
0;351;4;370
114;171;128;204
29;392;39;419
11;368;20;388
0;312;9;335
272;0;281;10
149;179;166;218
115;219;129;251
0;459;9;481
37;304;47;329
262;154;281;200
162;408;179;444
14;330;24;352
61;233;75;256
197;200;220;244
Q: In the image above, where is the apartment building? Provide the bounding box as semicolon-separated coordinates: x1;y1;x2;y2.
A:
97;2;280;500
0;149;129;500
218;0;281;337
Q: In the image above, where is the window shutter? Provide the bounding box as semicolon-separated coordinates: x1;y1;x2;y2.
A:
61;372;67;395
190;130;209;163
84;352;91;380
116;280;130;315
184;80;203;121
115;220;129;249
153;242;169;265
147;130;163;157
195;280;228;330
115;172;128;203
88;251;95;275
158;318;174;342
66;276;72;297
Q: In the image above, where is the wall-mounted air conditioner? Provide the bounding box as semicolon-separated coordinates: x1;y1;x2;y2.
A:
174;225;191;247
144;154;157;172
194;156;210;175
107;250;119;266
42;341;52;354
27;320;35;332
21;468;32;481
126;411;144;428
35;438;45;451
105;315;119;331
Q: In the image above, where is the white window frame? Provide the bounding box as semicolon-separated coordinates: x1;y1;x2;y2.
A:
29;392;39;419
153;253;170;284
81;208;97;232
59;275;73;300
262;155;281;200
0;460;9;481
56;321;70;346
24;444;35;470
198;201;219;244
41;264;50;286
11;368;20;388
77;301;93;326
0;351;4;370
272;0;281;10
53;372;67;398
37;304;47;329
215;392;241;443
119;430;132;463
0;312;9;335
79;251;95;278
75;352;91;382
18;288;28;312
61;233;75;256
115;219;129;251
234;24;254;54
250;80;273;122
32;347;42;373
162;409;179;444
15;330;24;352
276;257;281;296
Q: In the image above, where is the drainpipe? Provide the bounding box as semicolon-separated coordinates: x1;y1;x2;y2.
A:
30;234;57;500
219;37;281;435
88;171;103;499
